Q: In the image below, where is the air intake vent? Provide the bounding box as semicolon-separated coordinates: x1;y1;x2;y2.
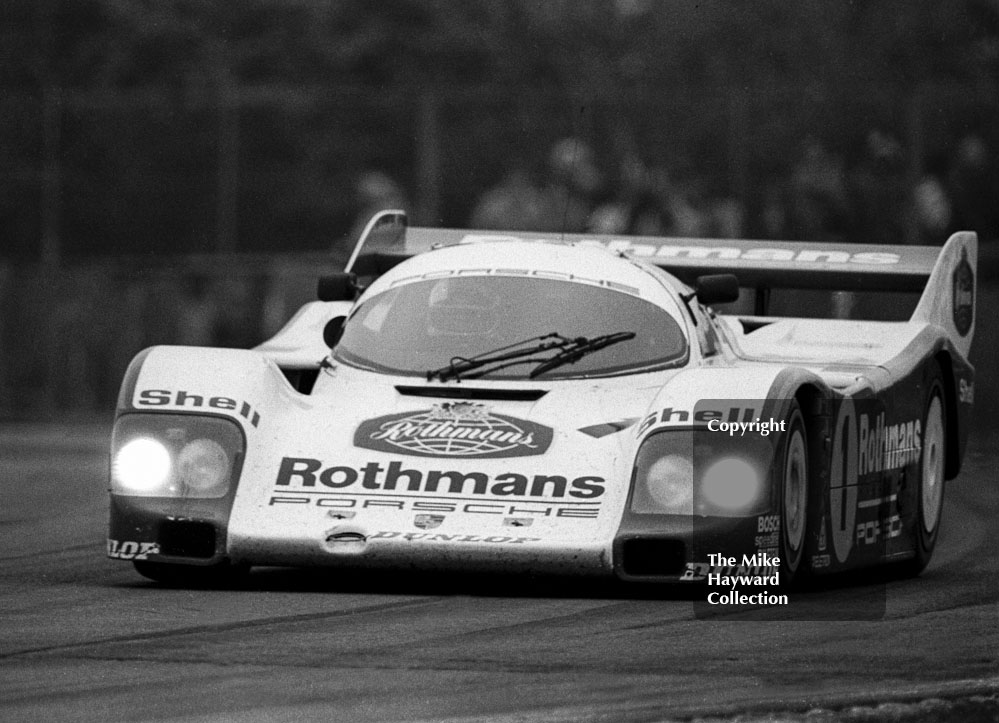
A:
395;386;547;401
621;538;686;577
158;520;217;559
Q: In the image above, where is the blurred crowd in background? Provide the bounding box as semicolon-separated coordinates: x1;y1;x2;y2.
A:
360;129;996;247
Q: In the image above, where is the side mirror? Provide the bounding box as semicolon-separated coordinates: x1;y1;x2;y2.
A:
323;316;346;349
695;274;739;306
317;272;358;301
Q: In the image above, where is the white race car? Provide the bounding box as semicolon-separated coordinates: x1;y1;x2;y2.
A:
108;212;976;588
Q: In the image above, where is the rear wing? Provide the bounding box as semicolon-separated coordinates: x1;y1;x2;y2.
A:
344;211;976;356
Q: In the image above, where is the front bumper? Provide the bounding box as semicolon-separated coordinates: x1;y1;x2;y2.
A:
110;498;769;584
226;529;612;576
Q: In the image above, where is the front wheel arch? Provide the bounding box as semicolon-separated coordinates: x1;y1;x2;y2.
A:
777;385;828;585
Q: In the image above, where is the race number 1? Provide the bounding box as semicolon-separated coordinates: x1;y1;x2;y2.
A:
829;397;858;563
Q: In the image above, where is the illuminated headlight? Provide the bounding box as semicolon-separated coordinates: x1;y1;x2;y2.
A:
701;458;762;511
110;414;242;498
112;438;173;494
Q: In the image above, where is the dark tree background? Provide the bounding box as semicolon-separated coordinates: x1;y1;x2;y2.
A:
1;0;997;260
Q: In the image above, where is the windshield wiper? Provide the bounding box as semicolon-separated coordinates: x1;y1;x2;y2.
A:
528;331;636;379
426;331;636;382
426;333;572;382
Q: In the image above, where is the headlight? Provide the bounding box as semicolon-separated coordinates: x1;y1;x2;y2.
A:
177;439;232;496
112;438;173;494
631;431;772;516
111;414;243;498
701;457;762;511
631;434;693;514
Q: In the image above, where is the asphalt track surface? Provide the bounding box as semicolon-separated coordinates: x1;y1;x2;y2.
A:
1;423;997;723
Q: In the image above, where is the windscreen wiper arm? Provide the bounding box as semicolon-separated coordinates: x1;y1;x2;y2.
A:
528;331;636;379
426;333;572;382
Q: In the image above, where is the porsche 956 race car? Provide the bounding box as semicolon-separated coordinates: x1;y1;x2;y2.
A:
108;211;977;588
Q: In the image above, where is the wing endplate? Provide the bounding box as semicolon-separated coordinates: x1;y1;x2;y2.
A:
910;231;977;358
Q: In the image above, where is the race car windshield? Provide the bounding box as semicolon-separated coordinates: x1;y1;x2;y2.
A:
334;275;688;380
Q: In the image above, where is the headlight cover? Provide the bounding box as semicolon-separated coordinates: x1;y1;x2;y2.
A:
701;457;762;512
631;431;772;516
111;414;243;498
631;446;694;515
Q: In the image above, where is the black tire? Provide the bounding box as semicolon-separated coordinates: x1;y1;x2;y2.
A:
133;560;249;588
779;401;809;585
901;368;946;577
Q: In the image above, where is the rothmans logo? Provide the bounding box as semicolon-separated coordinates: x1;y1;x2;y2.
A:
354;402;553;458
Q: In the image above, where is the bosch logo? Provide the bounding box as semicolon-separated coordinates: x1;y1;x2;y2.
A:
757;515;780;533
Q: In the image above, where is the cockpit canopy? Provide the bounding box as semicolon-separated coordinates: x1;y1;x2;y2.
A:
334;274;688;380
